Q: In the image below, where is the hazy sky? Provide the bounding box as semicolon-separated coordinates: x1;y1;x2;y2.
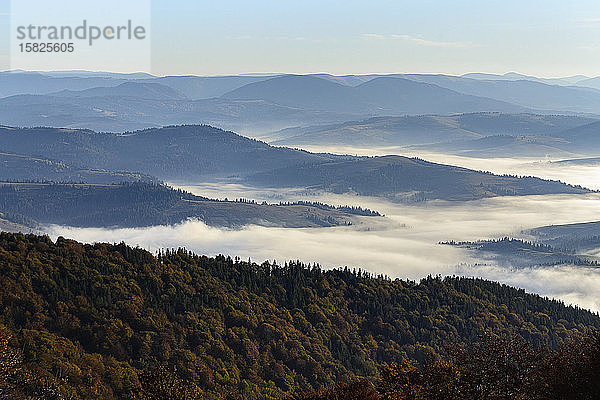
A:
1;0;600;76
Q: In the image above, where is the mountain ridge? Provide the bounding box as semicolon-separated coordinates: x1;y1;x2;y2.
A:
0;182;369;229
0;124;589;202
222;75;528;115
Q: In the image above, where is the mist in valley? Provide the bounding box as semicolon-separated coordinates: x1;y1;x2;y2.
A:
47;165;600;312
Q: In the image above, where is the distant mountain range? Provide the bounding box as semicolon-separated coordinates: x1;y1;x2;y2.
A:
0;124;588;202
4;71;600;135
399;74;600;114
0;71;271;99
0;88;360;134
51;81;188;100
270;113;597;146
222;75;526;115
271;113;600;158
4;70;598;99
461;72;591;86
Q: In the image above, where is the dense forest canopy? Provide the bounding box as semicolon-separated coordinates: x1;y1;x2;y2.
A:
0;232;598;399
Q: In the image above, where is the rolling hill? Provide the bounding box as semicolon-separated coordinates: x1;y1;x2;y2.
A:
554;121;600;151
442;219;600;269
0;182;369;228
0;125;331;180
222;75;527;115
553;156;600;166
400;74;600;114
0;124;590;202
270;113;597;147
0;125;591;202
245;155;589;201
444;237;598;268
525;220;600;253
0;151;154;184
410;135;578;158
269;115;483;146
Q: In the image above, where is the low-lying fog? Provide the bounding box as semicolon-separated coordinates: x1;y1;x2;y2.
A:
41;144;600;312
48;180;600;312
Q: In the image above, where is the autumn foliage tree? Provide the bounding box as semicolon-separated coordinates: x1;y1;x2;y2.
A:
0;329;67;399
0;232;599;399
313;333;600;400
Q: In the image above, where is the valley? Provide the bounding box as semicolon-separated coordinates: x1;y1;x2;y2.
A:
3;68;600;399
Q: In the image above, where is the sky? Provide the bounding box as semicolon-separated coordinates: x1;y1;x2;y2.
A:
1;0;600;77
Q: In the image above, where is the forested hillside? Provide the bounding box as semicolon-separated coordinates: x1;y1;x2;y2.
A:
246;155;589;201
526;220;600;253
0;125;590;203
0;233;597;399
0;125;331;180
0;182;370;228
0;151;155;184
443;237;599;268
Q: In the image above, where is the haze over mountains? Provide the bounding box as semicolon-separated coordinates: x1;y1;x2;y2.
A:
271;113;597;143
221;75;526;115
1;70;599;230
0;71;597;234
3;70;600;398
0;125;587;204
3;70;600;136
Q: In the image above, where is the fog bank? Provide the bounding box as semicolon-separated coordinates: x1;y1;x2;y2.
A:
47;190;600;312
